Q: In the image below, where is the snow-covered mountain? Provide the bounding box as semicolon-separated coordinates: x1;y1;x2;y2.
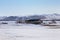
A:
44;13;60;20
0;16;7;20
0;13;60;21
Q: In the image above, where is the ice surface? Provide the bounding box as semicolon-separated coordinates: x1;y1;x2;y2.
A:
0;21;60;40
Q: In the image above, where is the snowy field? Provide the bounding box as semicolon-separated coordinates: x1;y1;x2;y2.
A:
0;21;60;40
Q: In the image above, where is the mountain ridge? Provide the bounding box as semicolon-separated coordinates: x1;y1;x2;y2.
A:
0;13;60;21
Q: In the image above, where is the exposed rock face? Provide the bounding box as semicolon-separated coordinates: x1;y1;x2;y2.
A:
1;22;8;24
16;19;43;24
25;19;43;24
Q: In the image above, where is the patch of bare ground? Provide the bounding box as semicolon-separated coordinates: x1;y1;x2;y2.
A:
46;25;60;29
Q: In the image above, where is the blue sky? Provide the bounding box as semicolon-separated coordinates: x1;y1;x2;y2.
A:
0;0;60;16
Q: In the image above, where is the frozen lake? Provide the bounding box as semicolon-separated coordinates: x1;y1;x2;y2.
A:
0;21;60;40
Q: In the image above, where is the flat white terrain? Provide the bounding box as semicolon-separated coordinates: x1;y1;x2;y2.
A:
0;21;60;40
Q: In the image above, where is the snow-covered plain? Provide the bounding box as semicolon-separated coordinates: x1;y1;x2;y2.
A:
0;21;60;40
